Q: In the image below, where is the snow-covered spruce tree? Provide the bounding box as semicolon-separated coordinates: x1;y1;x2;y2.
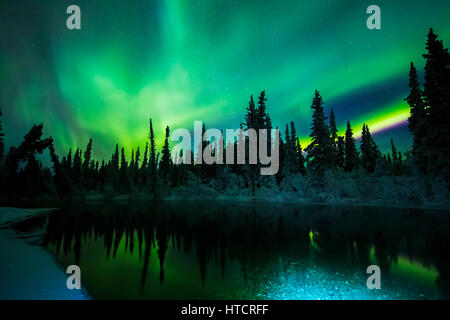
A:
306;90;333;175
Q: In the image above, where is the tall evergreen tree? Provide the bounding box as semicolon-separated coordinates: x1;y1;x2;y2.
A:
245;95;257;130
113;144;120;172
149;119;157;181
111;144;120;191
257;90;268;131
360;124;378;173
72;148;82;185
82;139;93;189
83;139;93;173
265;112;273;158
406;62;428;172
129;149;136;187
159;126;172;182
422;28;450;174
390;139;404;175
65;149;73;173
329;109;338;148
344;121;358;172
306;90;332;174
134;147;140;186
244;95;259;196
119;147;130;193
49;138;71;197
336;136;345;169
295;137;306;175
283;124;295;175
141;142;148;170
329;109;338;168
391;139;398;162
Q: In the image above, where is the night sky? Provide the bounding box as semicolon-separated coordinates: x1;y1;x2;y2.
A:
1;0;450;159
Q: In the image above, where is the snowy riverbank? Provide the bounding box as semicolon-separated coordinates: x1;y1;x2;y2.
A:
0;207;89;300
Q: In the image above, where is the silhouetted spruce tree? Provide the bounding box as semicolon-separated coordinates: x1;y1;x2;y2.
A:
82;139;93;190
159;126;172;183
119;147;130;193
329;109;338;168
148;119;157;190
9;124;52;196
129;149;135;188
49;138;71;197
232;123;245;176
406;62;428;173
336;136;345;169
290;121;297;166
72;148;82;185
83;139;92;174
281;121;300;176
391;139;398;162
282;124;295;175
265;112;273;158
99;160;106;191
110;144;120;191
195;123;208;181
257;90;273;160
134;147;140;187
17;123;52;160
390;139;404;175
65;149;72;173
306;90;333;174
257;91;268;130
344;121;358;172
245;95;257;129
22;156;46;196
139;142;148;188
295;137;306;175
422;28;450;174
0;108;4;164
93;160;100;190
329;109;338;147
360;124;378;173
276;126;286;182
244;95;259;195
3;146;20;193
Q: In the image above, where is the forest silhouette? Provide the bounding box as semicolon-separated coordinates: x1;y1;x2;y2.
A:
0;28;449;204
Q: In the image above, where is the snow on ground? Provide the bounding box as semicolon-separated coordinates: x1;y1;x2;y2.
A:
0;207;89;300
0;207;54;227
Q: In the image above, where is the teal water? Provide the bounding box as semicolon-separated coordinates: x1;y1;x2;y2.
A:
2;201;450;300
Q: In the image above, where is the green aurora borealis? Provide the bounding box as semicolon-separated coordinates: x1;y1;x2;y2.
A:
1;0;450;159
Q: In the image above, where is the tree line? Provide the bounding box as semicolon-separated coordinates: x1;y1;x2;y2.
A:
0;28;448;200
